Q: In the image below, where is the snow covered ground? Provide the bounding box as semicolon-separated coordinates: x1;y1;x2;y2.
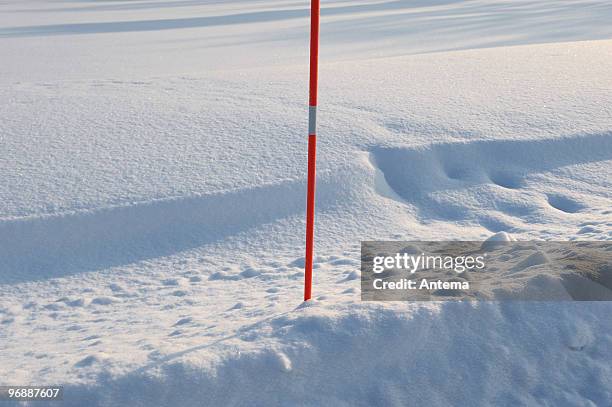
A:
1;0;611;405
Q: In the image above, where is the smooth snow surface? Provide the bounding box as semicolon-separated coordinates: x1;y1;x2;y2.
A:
1;0;611;405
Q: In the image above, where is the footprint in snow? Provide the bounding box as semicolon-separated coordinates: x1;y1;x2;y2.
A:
83;335;101;341
228;302;244;311
239;268;261;278
208;271;240;281
488;171;524;189
74;355;98;368
162;278;181;286
289;271;304;280
288;258;305;268
91;297;114;306
60;298;85;307
329;258;357;266
338;271;359;282
577;225;601;234
547;194;585;213
173;317;192;326
108;283;125;292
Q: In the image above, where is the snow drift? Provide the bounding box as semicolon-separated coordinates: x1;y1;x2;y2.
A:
1;0;611;405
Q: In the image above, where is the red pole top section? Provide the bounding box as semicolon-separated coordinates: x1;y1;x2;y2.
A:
309;0;320;107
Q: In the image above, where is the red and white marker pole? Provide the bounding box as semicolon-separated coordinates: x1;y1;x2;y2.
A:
304;0;320;301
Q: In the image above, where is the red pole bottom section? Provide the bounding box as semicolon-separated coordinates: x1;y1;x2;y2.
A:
304;134;317;301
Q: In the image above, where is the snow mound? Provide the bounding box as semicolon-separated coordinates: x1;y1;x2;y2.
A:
18;302;611;407
481;231;515;251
